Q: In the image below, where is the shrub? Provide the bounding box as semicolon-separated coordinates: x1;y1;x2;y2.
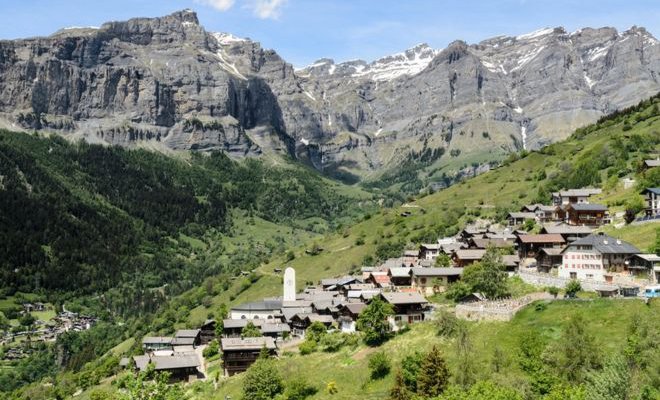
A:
368;351;391;380
436;309;460;337
547;286;560;298
299;339;317;355
202;339;219;359
565;280;582;298
284;378;318;400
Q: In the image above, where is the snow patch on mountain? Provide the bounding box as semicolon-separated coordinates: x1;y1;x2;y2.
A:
212;32;247;45
516;28;554;41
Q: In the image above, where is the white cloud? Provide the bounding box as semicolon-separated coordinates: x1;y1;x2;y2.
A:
195;0;235;12
249;0;287;20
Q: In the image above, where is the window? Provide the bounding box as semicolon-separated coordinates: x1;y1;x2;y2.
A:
586;274;593;279
570;272;577;279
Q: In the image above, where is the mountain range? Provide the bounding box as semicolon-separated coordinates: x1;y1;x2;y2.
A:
0;9;658;184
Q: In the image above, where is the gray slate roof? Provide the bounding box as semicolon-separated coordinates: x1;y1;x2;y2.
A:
380;292;428;305
641;187;660;195
222;319;265;329
221;337;276;351
175;329;200;338
142;336;172;345
231;299;282;312
566;234;640;255
133;354;199;371
541;223;593;235
567;203;608;211
410;267;463;277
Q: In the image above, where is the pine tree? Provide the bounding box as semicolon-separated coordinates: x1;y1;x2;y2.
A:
389;369;412;400
585;355;630;400
417;345;450;397
454;323;476;387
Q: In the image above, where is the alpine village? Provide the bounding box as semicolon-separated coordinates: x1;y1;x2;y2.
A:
0;6;659;400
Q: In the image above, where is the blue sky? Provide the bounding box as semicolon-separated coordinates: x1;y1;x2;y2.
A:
0;0;658;67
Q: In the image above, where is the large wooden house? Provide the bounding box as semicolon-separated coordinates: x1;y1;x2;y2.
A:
379;292;427;329
559;203;610;226
132;354;200;381
516;234;565;258
221;337;277;376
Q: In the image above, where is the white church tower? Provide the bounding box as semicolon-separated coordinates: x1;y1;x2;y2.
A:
283;267;296;302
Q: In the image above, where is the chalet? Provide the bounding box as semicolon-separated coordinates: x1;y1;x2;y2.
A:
410;267;462;295
627;254;660;283
337;303;367;333
559;203;610;226
347;289;381;302
452;249;486;267
221;337;277;376
379;292;428;329
468;238;514;250
559;233;640;282
230;300;282;320
280;307;312;323
173;329;201;347
641;188;660;217
388;267;412;286
403;250;420;265
260;323;291;339
536;247;564;272
366;271;391;288
290;313;334;337
507;212;536;226
502;254;521;272
521;204;557;222
199;320;216;344
133;354;200;381
516;234;565;258
552;188;602;206
221;319;265;338
419;243;441;260
311;299;341;317
541;223;593;242
459;226;488;241
142;337;173;352
338;283;374;297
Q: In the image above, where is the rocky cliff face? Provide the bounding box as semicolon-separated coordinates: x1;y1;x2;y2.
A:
0;11;658;182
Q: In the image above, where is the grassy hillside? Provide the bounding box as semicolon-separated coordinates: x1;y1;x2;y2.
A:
190;95;660;322
205;299;659;400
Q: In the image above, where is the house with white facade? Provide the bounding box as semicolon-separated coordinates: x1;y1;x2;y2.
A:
641;188;660;217
559;233;640;282
552;188;602;206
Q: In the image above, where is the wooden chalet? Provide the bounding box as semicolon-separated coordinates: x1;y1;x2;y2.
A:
221;337;277;376
452;249;486;267
260;323;291;339
366;271;391;288
559;203;610;226
379;292;428;328
627;254;660;282
387;267;412;286
290;313;333;337
173;329;201;347
142;336;173;352
410;267;462;295
507;212;536;226
199;320;216;344
536;247;564;272
337;303;367;333
540;222;593;242
516;234;565;258
468;238;514;250
221;319;266;338
133;354;200;381
643;158;660;170
403;250;420;265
